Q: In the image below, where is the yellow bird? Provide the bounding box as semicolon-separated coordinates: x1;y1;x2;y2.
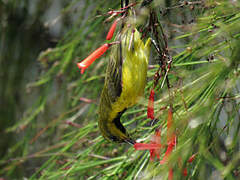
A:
98;26;151;144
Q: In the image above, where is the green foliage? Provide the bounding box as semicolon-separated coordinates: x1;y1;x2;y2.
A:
1;0;240;179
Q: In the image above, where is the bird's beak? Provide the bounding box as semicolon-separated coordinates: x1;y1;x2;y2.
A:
124;138;135;145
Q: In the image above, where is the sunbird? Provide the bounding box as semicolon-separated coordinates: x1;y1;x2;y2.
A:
77;5;151;144
98;27;151;144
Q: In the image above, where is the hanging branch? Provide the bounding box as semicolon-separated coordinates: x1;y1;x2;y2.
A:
149;10;173;108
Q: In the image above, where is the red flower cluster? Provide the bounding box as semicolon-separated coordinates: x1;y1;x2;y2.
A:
134;107;196;179
147;89;155;120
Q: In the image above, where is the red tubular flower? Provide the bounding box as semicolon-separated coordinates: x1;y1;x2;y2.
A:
178;158;188;176
168;168;173;180
183;168;188;176
153;128;161;159
167;108;173;142
149;149;156;161
147;89;155;120
134;128;162;161
160;136;176;164
188;154;196;163
149;128;162;161
134;143;162;150
160;108;176;164
77;43;110;74
106;19;119;40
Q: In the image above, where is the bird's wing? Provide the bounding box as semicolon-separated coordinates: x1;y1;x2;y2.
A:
105;40;123;103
